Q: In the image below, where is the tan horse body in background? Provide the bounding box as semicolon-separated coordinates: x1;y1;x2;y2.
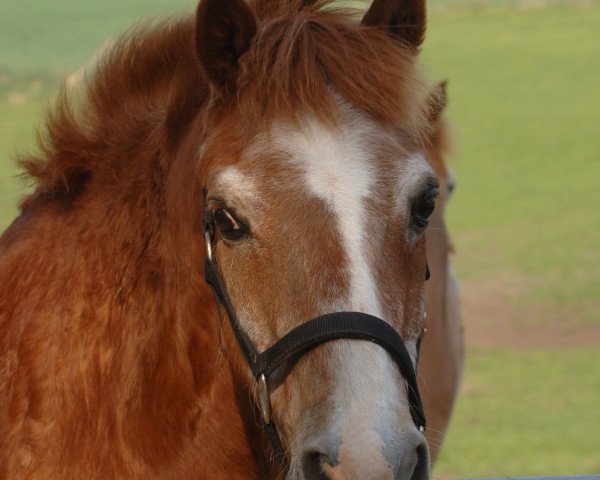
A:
421;82;464;464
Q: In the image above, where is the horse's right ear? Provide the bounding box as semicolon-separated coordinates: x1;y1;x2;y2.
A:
195;0;257;96
361;0;426;50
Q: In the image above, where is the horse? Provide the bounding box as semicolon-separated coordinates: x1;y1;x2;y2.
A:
419;81;464;464
0;0;458;478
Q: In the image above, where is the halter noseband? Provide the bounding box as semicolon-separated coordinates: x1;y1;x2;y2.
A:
202;197;426;471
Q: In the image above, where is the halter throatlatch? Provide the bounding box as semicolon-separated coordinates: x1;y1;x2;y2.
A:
202;193;426;471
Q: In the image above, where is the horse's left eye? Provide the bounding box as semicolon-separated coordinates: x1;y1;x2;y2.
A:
213;207;248;241
412;186;439;230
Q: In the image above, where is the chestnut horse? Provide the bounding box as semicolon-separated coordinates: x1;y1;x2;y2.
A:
0;0;460;478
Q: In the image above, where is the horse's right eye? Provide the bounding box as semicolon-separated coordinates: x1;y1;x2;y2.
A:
213;207;248;242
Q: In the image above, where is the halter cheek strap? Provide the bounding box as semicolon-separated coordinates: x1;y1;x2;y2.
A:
202;194;426;471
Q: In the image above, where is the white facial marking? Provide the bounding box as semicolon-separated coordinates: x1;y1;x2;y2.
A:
334;341;406;477
215;165;258;201
272;115;383;317
269;110;420;471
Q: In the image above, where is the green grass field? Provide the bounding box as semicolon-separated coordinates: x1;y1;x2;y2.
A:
424;4;600;476
424;3;600;323
1;0;599;477
439;347;600;476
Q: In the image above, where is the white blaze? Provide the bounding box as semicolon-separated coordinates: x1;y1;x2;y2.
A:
273;116;383;317
271;114;414;473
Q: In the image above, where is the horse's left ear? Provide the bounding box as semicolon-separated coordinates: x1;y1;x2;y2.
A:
361;0;426;50
195;0;257;96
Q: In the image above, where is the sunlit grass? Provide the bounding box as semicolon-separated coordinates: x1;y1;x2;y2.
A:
422;3;600;320
0;0;195;76
435;346;600;477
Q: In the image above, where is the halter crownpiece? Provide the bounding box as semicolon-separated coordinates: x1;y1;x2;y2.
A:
201;192;427;470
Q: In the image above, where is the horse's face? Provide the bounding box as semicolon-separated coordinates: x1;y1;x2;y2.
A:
202;108;436;478
196;0;434;478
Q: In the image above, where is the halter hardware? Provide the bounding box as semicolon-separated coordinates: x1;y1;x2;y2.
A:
201;191;426;471
204;228;213;262
257;373;272;424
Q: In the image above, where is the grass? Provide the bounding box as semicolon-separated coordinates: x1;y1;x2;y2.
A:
421;5;600;475
436;347;600;478
422;3;600;324
0;0;196;76
1;0;599;477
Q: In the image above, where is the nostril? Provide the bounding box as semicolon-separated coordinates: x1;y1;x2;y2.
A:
409;443;430;480
302;450;333;480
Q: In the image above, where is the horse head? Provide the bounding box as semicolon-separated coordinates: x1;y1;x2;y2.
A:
194;0;435;478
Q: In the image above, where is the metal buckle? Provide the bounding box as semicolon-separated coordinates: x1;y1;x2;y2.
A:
257;374;272;424
204;228;213;262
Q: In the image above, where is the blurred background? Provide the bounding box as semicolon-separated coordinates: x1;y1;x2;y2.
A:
0;0;598;477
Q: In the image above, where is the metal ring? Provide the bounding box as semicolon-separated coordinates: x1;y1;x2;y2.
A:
204;228;213;262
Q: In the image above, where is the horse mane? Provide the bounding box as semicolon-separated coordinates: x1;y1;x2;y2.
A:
19;16;208;210
18;0;431;211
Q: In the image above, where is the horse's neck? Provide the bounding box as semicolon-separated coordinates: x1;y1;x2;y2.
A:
0;214;271;476
0;142;273;480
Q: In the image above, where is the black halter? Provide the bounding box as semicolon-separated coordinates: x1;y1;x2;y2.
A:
202;199;426;471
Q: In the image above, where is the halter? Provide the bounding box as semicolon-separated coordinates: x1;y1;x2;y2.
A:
202;196;427;471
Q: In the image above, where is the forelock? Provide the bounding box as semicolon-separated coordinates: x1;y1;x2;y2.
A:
234;1;432;139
